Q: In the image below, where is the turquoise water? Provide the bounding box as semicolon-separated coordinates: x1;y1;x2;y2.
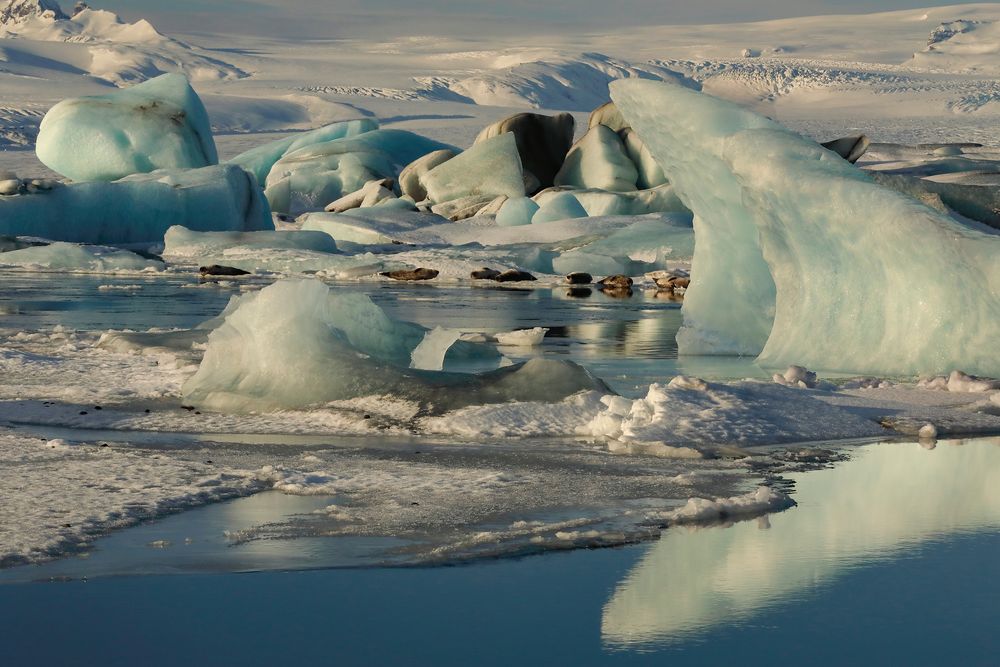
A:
1;438;998;665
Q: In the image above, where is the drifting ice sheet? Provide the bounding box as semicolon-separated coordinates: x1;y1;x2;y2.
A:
612;79;1000;377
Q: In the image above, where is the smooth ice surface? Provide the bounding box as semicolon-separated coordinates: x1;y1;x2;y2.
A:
532;191;588;224
534;185;687;217
611;79;778;356
613;79;1000;376
263;130;453;214
496;196;539;227
163;225;337;257
0;165;272;245
228;118;378;184
183;279;601;412
36;73;217;182
422;133;525;204
0;242;162;272
554;125;638;192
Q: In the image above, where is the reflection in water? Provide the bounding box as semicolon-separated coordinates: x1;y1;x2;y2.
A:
601;438;1000;646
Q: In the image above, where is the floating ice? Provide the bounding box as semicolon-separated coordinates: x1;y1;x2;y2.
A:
495;327;548;347
0;164;272;245
532;191;588;224
183;279;604;412
410;327;464;371
36;73;217;182
535;185;687;218
163;225;337;258
264;129;453;214
0;242;162;272
612;79;1000;377
555;125;638;192
422;133;525;204
496;196;539;227
228;118;378;184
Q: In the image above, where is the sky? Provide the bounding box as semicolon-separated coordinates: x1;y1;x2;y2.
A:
97;1;980;38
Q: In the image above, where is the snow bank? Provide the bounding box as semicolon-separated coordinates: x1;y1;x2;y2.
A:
0;164;273;244
36;73;217;182
612;79;1000;377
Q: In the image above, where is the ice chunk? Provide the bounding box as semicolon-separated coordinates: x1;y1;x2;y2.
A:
496;196;539;227
398;149;456;202
228;118;378;184
473;112;575;191
299;209;446;245
183;279;605;412
411;327;464;371
554;125;637;192
0;164;272;245
0;242;162;272
619;128;668;189
532;191;588;224
495;327;548;346
422;133;525;204
163;225;337;258
534;185;687;217
612;79;1000;376
264;130;453;215
36;73;217;182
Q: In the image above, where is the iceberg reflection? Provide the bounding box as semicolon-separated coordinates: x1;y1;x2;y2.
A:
602;438;1000;646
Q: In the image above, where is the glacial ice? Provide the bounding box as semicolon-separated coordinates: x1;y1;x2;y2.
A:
263;129;454;214
612;79;1000;376
534;185;687;217
410;327;464;371
183;279;604;412
611;79;778;356
162;225;338;258
496;196;539;227
0;164;273;245
554;125;638;192
35;73;217;182
0;242;163;272
228;118;379;184
422;133;525;205
531;191;588;224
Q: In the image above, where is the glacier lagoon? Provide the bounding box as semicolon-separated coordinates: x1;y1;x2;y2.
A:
2;436;998;665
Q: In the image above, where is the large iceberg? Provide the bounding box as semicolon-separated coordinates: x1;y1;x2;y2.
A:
183;279;604;412
227;118;378;184
263;130;454;214
0;242;162;272
612;79;1000;377
35;73;217;182
0;165;272;245
422;133;525;204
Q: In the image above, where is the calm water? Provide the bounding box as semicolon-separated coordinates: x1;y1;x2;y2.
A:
1;439;997;665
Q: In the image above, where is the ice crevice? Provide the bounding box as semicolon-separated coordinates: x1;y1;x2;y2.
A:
611;79;1000;377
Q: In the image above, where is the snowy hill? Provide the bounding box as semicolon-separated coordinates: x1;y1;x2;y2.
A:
0;0;245;86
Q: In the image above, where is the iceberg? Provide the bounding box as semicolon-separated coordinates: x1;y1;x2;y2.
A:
35;73;217;182
554;125;638;193
183;279;604;412
228;118;378;184
0;165;273;245
410;327;464;371
532;191;588;224
422;133;525;204
612;79;1000;377
496;196;539;227
162;225;338;258
0;242;163;272
263;129;454;214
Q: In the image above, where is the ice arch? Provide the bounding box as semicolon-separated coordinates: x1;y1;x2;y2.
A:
611;79;1000;377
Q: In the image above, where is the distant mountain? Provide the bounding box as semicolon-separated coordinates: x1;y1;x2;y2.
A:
0;0;246;85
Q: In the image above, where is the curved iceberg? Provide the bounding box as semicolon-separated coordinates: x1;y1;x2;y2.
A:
611;79;1000;376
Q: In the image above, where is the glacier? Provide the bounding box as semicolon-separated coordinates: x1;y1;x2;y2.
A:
183;279;604;412
611;79;1000;377
0;164;273;245
35;73;217;182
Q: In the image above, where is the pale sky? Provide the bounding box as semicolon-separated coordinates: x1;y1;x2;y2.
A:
97;1;976;37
